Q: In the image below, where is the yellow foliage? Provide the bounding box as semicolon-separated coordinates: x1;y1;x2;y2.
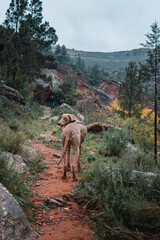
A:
108;100;159;148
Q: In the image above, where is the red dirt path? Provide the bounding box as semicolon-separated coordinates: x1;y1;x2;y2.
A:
32;134;94;240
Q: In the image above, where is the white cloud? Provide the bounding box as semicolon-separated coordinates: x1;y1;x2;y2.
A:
1;0;160;52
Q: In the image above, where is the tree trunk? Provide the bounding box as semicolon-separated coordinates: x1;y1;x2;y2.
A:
154;48;158;162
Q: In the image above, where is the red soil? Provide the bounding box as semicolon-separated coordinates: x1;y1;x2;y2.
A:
32;134;93;240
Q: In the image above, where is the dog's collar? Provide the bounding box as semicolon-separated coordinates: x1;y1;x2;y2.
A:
68;116;83;125
69;120;84;125
70;120;76;123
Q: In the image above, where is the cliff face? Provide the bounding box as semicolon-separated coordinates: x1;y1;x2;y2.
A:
98;80;120;100
35;63;120;111
53;64;118;109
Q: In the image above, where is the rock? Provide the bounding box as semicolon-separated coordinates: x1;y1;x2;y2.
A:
77;112;84;121
34;78;52;102
40;134;60;143
60;103;75;111
60;103;85;121
0;183;38;240
86;122;111;132
2;152;30;175
79;96;101;113
89;85;113;104
40;116;49;120
34;69;62;102
0;83;25;105
49;116;59;122
103;166;159;182
21;146;38;159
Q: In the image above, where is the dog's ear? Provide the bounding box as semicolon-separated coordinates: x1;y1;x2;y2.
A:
68;114;77;122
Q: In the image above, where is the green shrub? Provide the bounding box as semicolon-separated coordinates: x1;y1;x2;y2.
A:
121;148;158;173
52;80;77;106
87;153;97;162
100;128;132;157
0;125;25;154
73;162;160;240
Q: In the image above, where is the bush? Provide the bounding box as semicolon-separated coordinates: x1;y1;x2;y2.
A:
52;80;77;106
0;125;25;154
99;128;132;157
121;148;157;172
0;152;33;214
73;162;160;240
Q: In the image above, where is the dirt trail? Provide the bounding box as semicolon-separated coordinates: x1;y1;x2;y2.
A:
32;132;93;240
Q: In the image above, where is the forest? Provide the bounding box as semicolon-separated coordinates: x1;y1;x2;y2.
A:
0;1;160;240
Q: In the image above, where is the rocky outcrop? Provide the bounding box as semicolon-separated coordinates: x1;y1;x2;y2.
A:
0;83;25;105
2;152;30;175
98;80;120;100
34;78;52;102
34;68;62;102
0;183;38;240
89;86;113;104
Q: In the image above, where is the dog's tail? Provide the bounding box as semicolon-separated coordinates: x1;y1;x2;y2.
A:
57;135;70;165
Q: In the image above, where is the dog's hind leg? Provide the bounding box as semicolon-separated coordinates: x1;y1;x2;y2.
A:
66;145;71;171
62;151;67;179
77;145;82;172
72;142;80;182
72;166;77;182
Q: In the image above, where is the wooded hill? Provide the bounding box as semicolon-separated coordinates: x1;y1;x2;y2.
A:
67;47;148;72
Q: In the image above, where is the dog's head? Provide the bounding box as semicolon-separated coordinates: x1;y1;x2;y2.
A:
58;114;77;130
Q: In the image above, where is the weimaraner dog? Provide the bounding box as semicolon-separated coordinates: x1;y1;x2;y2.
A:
57;114;87;181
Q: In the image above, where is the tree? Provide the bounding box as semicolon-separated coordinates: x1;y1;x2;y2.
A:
141;21;160;161
4;0;28;33
1;0;58;78
54;44;71;65
118;61;143;117
75;55;86;73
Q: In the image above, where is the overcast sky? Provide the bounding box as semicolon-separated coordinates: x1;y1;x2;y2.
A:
0;0;160;52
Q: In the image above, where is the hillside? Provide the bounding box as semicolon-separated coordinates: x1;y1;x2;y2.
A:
67;48;148;72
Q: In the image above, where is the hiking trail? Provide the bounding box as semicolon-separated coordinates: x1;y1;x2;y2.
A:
32;108;93;240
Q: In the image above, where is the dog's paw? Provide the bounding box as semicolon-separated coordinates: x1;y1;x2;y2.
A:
73;178;78;182
67;166;71;171
62;175;67;180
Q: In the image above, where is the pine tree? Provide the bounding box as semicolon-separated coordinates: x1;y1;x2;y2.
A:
118;61;143;117
75;56;86;73
4;0;28;33
141;21;160;160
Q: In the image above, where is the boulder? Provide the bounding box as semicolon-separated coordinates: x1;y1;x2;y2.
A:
89;86;113;104
21;145;38;159
0;83;25;105
40;134;61;143
86;122;111;132
79;96;101;113
2;152;30;175
0;183;38;240
49;116;59;122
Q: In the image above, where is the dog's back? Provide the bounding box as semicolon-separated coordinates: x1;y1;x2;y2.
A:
62;122;87;146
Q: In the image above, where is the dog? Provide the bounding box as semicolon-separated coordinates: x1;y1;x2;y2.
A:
57;114;87;181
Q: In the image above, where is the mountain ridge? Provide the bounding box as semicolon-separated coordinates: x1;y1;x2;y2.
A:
67;47;148;73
